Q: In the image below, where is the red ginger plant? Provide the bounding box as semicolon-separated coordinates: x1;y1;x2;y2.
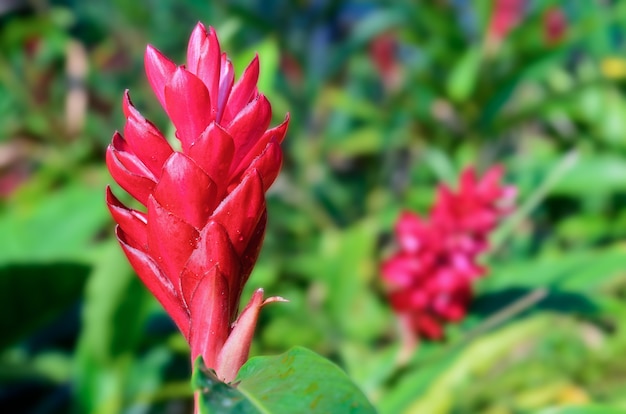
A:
105;22;289;383
381;166;515;340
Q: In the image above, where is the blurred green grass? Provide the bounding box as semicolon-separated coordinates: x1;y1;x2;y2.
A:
1;1;626;413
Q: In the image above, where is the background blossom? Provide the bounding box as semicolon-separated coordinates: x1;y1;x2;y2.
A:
382;167;516;339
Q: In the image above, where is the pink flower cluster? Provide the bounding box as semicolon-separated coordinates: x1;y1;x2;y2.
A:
381;166;515;339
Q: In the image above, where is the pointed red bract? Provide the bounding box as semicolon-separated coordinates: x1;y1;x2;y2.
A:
229;114;289;185
147;196;200;289
154;153;218;229
106;145;156;206
106;22;288;384
144;45;176;111
381;166;515;340
237;211;267;298
188;123;235;193
188;266;231;369
165;68;213;151
216;289;287;382
181;221;241;310
228;95;272;164
224;55;259;121
123;91;173;177
117;227;190;336
245;141;283;191
212;169;266;255
106;187;148;250
187;24;222;117
217;56;235;123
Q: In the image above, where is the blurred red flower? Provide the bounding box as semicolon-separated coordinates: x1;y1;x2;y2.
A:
106;22;289;382
486;1;568;50
369;31;403;92
487;0;526;42
382;166;515;340
543;6;568;45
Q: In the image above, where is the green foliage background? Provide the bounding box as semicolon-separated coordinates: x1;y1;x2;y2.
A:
1;1;626;413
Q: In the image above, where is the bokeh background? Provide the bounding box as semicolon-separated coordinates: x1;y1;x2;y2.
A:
2;0;626;413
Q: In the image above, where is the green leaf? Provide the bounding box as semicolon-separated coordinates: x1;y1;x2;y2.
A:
492;150;579;250
74;240;152;413
385;316;552;414
233;347;376;414
0;182;109;264
550;154;626;197
446;47;482;103
0;262;90;349
377;351;459;414
482;246;626;295
535;406;626;414
194;357;261;414
318;221;388;341
324;127;383;156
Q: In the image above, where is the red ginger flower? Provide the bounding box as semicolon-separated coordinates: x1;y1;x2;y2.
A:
105;22;289;383
381;166;515;340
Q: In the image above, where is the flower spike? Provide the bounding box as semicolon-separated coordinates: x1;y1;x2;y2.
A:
107;22;288;383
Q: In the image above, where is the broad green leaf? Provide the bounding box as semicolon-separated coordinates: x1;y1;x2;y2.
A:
235;347;376;414
194;358;261;414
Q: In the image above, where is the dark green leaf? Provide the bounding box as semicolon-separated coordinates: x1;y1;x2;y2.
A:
74;241;152;413
0;262;89;349
194;357;261;414
235;347;376;414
